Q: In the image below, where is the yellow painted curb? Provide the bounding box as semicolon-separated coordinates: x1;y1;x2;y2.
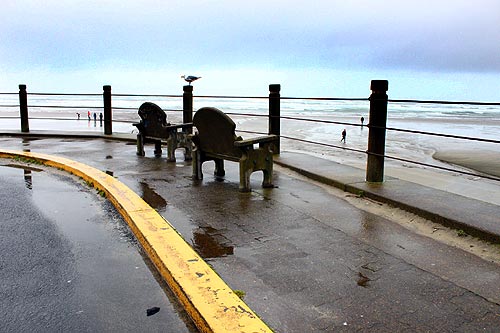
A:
0;150;272;333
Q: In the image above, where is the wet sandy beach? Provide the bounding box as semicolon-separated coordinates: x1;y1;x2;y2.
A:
1;107;499;188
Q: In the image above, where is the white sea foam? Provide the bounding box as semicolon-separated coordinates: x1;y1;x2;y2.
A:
1;94;499;174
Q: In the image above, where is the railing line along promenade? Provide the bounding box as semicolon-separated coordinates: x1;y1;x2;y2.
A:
1;82;499;183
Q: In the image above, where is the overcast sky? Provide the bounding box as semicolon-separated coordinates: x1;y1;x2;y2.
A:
1;0;499;101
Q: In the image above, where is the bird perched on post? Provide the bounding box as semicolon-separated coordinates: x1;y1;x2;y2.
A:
181;75;201;85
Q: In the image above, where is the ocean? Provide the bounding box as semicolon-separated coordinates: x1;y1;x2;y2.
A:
1;93;499;177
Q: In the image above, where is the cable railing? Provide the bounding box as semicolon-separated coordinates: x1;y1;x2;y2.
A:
389;98;500;106
1;83;498;183
236;125;500;182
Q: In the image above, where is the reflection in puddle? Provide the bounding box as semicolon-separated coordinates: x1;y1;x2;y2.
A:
24;170;32;189
139;181;234;259
140;182;167;211
192;226;234;259
1;163;43;190
357;272;371;287
21;138;36;152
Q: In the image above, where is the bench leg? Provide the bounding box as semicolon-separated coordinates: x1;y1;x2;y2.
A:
214;159;225;178
262;169;273;188
239;166;252;192
136;134;145;156
154;141;162;157
167;136;176;162
184;144;193;161
192;149;203;180
262;156;274;188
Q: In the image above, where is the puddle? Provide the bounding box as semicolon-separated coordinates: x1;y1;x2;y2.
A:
138;181;234;259
21;137;40;143
24;170;33;189
20;138;38;151
1;163;44;190
356;272;371;287
139;182;167;211
192;226;234;259
3;163;44;173
0;162;198;331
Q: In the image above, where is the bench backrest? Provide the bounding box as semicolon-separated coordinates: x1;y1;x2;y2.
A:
193;107;241;157
137;102;168;138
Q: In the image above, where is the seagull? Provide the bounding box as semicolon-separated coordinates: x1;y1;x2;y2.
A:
181;75;201;85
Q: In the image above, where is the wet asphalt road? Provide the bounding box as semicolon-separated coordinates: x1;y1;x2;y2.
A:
1;136;500;332
0;160;197;332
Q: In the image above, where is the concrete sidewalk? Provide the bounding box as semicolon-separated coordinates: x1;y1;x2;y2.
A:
275;151;500;243
1;132;500;332
0;148;272;333
3;130;498;243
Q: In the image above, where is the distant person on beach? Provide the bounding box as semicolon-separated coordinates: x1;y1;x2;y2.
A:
76;112;80;120
93;112;97;122
360;116;364;126
99;113;103;125
341;129;346;143
87;111;91;121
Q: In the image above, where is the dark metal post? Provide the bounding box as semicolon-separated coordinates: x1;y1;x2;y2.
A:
183;85;193;133
103;85;112;135
269;84;281;154
19;84;29;132
366;80;389;182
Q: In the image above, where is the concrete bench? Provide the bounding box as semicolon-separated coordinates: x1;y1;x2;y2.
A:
192;107;278;192
133;102;192;162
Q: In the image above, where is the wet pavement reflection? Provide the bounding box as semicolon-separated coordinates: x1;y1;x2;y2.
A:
140;181;168;211
1;137;500;332
2;163;43;189
0;161;198;332
139;179;234;260
192;227;234;259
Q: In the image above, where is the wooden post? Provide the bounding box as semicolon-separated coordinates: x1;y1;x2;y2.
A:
366;80;389;183
103;85;112;135
19;84;29;132
269;84;281;154
183;85;193;134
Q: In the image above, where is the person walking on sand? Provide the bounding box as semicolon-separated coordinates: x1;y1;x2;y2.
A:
341;129;346;143
99;113;103;125
360;116;364;126
88;111;91;121
93;112;97;122
76;112;80;120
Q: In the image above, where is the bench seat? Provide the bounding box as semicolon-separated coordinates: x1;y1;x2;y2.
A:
192;107;278;192
133;102;193;162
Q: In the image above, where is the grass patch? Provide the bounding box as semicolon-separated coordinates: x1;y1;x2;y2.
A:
233;289;246;299
13;156;43;165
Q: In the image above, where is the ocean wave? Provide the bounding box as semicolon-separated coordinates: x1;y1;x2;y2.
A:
1;95;499;121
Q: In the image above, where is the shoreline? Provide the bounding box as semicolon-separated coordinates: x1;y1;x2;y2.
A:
1;109;499;180
433;149;500;178
0;119;500;205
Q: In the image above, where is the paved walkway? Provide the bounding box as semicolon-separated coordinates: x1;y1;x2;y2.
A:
0;156;197;332
275;152;500;242
1;132;499;332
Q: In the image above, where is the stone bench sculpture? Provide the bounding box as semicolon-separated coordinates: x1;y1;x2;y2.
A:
192;107;278;192
133;102;192;162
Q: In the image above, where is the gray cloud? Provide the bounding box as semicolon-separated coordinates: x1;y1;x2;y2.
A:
1;0;499;74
